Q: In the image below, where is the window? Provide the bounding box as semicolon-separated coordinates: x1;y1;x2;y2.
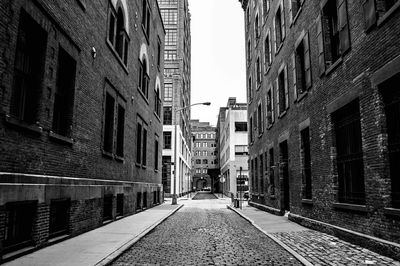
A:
136;116;148;166
139;58;149;98
381;74;400;208
274;4;285;51
247;39;251;64
317;0;350;74
254;157;259;192
158;0;178;5
136;192;142;210
293;33;312;97
246;7;250;30
163;106;172;125
162;156;171;193
154;137;159;170
257;103;263;135
103;85;126;158
260;154;264;194
164;50;177;60
163;131;172;149
154;86;161;117
276;66;289;116
264;32;272;67
165;29;177;46
11;10;47;124
300;127;312;199
248;76;253;102
160;9;178;25
251;159;255;193
255;14;260;39
157;39;162;68
142;0;151;38
52;47;76;138
164;83;173;102
289;0;302;22
235;145;249;155
203;159;208;164
108;6;129;64
103;194;113;221
116;194;124;217
269;148;275;195
235;122;248;131
333;100;365;204
49;199;70;238
4;201;37;253
263;0;270;17
362;0;398;30
256;57;262;86
196;159;201;164
249;116;254;143
266;86;275;126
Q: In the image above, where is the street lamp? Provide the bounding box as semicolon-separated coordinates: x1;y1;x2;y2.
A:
172;102;211;205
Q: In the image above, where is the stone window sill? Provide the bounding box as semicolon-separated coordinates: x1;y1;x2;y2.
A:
278;110;287;119
333;202;368;213
106;40;129;74
5;115;43;135
301;199;313;205
295;91;308;103
383;207;400;218
137;87;149;105
325;57;343;76
49;131;73;146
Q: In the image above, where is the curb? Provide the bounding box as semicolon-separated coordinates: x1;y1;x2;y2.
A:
96;204;184;266
227;205;313;266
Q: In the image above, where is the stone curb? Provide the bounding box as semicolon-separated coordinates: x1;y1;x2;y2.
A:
227;205;313;266
96;204;184;266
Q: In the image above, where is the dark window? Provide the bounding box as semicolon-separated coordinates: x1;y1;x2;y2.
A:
143;128;147;166
4;201;37;253
155;87;161;117
116;194;124;217
249;117;254;143
102;86;125;158
318;0;350;73
333;100;365;204
163;106;172;125
256;57;261;85
257;103;263;135
269;148;275;195
157;39;162;68
162;156;171;193
136;123;142;164
163;131;172;149
263;0;270;16
254;157;259;192
136;192;142;210
49;199;70;238
196;159;201;164
251;159;255;193
143;192;147;208
203;159;208;164
136;118;148;166
294;34;312;96
275;6;285;48
103;194;113;221
277;68;288;114
255;14;260;39
153;191;157;204
52;47;76;137
154;137;159;170
290;0;302;19
381;74;400;208
11;10;47;124
142;0;151;37
235;122;248;131
260;154;264;194
248;76;252;102
266;88;274;126
265;34;272;66
139;59;149;98
362;0;398;30
247;39;251;65
301;127;312;199
108;6;129;65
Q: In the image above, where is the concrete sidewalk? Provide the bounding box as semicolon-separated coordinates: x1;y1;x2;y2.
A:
228;203;400;266
4;200;183;266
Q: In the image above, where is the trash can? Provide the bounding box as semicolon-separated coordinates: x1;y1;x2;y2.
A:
234;198;239;208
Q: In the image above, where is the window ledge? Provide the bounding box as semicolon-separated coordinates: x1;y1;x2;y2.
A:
142;165;147;169
301;198;313;205
333;202;368;213
137;87;149;105
141;25;150;45
154;112;161;122
5;115;43;135
295;91;308;103
115;155;124;162
291;7;303;27
135;162;142;168
278;110;287;119
264;65;271;75
325;57;343;76
258;132;263;138
257;83;262;90
102;150;114;159
383;207;400;218
275;43;283;55
377;1;400;27
267;124;273;130
75;0;86;11
106;40;129;74
49;131;74;145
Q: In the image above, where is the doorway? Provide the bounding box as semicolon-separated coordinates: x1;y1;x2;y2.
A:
280;140;290;211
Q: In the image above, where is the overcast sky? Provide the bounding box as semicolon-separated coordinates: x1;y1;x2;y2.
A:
188;0;246;126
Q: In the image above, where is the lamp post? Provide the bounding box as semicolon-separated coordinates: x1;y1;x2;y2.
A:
172;102;211;205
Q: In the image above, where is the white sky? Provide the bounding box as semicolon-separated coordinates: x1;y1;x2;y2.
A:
188;0;246;126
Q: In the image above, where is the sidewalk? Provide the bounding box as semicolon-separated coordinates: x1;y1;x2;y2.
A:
228;203;400;266
4;200;183;266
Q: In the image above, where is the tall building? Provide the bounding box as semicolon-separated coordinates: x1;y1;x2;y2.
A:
158;0;192;198
191;120;218;192
217;98;249;198
0;0;164;260
240;0;400;259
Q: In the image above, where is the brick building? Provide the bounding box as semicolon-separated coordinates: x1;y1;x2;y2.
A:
240;0;400;259
217;98;249;198
191;120;218;192
158;0;192;198
0;0;164;261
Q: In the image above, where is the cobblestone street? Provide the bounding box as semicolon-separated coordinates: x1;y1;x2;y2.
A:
112;193;301;266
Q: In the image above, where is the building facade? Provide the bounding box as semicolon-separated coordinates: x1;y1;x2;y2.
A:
191;120;218;192
217;98;249;198
0;0;164;260
240;0;400;259
158;0;192;198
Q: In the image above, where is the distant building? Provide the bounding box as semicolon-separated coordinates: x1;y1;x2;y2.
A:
0;0;164;260
240;0;400;259
158;0;192;198
217;98;248;198
191;120;218;192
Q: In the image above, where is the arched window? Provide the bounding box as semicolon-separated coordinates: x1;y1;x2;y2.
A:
108;5;129;65
139;58;149;97
154;86;161;117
